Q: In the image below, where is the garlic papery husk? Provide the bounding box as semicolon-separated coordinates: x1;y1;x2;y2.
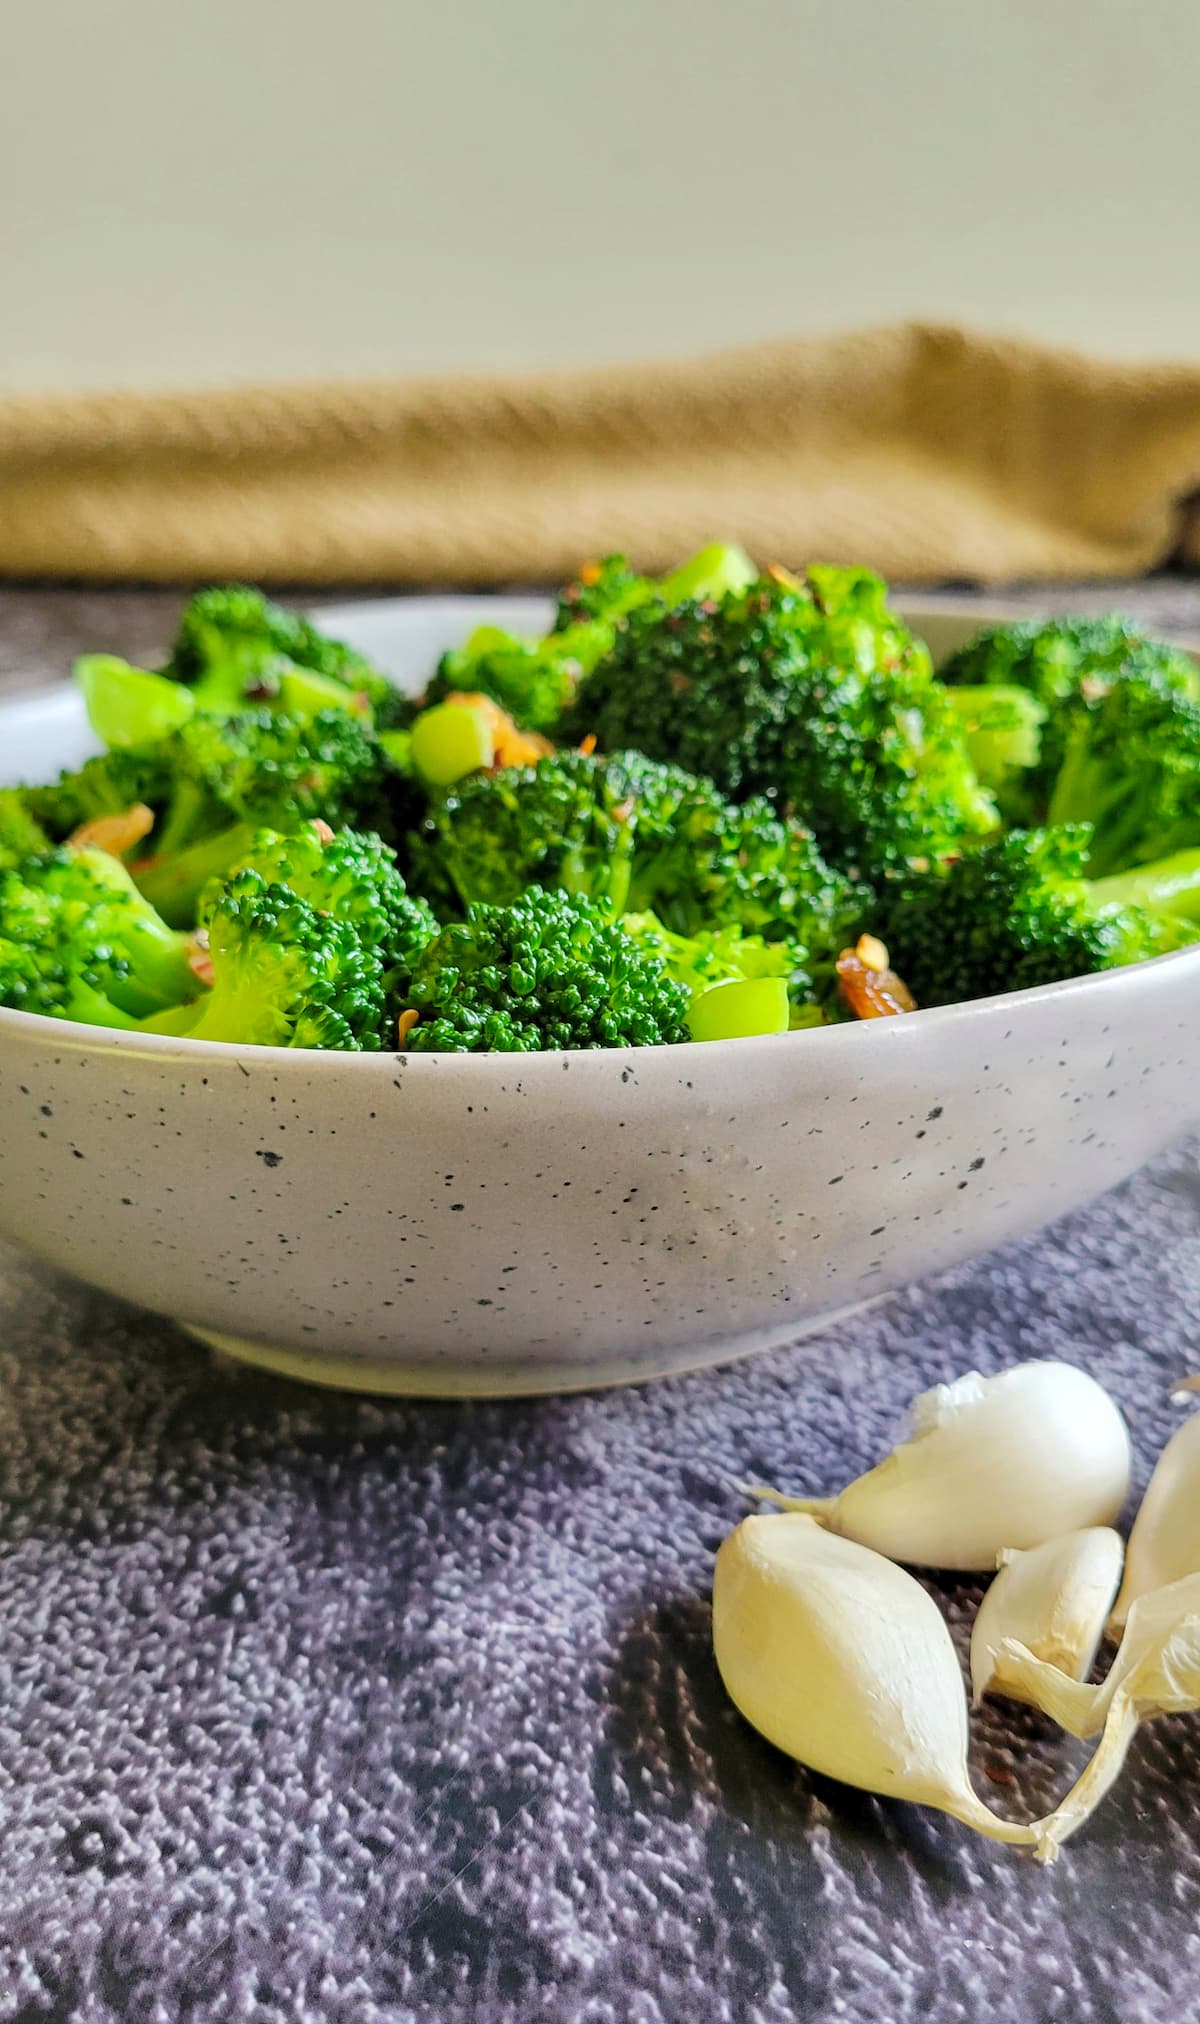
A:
743;1362;1131;1572
997;1570;1200;1738
712;1513;1043;1850
971;1528;1124;1707
1108;1410;1200;1633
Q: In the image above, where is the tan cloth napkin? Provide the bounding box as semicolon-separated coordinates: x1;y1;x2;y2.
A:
2;322;1199;585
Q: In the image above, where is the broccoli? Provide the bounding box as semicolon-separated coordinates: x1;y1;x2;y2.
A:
938;613;1200;813
78;707;398;926
0;846;197;1023
622;911;818;1033
409;748;857;962
567;566;998;877
203;824;438;978
1044;673;1200;875
425;545;758;733
160;869;388;1050
0;788;52;869
554;544;757;631
399;885;690;1052
943;684;1048;822
423;621;614;734
0;933;148;1030
167;585;405;724
871;826;1199;1008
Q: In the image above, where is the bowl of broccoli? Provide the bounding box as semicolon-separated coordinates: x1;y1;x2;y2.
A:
0;561;1196;1394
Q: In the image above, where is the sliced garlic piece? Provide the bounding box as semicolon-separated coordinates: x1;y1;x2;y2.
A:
971;1528;1124;1706
1109;1410;1200;1633
744;1361;1131;1571
713;1514;1043;1849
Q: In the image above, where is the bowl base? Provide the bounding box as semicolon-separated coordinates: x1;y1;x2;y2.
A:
179;1297;886;1399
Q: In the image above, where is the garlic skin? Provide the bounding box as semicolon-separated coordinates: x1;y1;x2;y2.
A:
1108;1411;1200;1633
712;1513;1041;1848
746;1361;1131;1572
970;1528;1124;1706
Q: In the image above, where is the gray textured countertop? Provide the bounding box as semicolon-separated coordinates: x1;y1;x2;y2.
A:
1;578;1198;2024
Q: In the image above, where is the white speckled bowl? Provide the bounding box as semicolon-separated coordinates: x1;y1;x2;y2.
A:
1;600;1197;1396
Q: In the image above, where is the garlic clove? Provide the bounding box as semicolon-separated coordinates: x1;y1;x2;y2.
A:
999;1569;1200;1737
971;1528;1124;1707
1109;1410;1200;1633
746;1361;1131;1572
712;1513;1041;1848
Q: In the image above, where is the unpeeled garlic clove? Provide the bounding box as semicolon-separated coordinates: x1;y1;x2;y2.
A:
998;1569;1200;1738
743;1361;1131;1571
995;1572;1200;1855
713;1513;1044;1850
970;1528;1124;1707
1109;1409;1200;1633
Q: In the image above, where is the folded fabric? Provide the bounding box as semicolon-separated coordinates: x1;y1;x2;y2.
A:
2;321;1199;584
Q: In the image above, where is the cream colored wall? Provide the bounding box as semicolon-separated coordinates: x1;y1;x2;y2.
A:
3;0;1198;393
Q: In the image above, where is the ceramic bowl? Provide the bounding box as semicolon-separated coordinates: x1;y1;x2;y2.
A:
0;600;1197;1396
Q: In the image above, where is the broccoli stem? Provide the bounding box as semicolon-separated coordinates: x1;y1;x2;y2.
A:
1086;849;1200;924
133;821;261;927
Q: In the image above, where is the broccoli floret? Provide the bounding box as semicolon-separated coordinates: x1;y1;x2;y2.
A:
204;824;437;978
400;886;690;1052
426;547;758;733
567;567;997;877
938;614;1200;811
622;911;817;1027
168;585;402;723
943;684;1048;822
1044;672;1200;874
169;869;387;1049
410;748;857;961
25;744;176;842
119;707;395;926
554;545;756;630
872;827;1198;1008
0;788;52;868
424;621;613;734
0;932;147;1029
0;846;197;1022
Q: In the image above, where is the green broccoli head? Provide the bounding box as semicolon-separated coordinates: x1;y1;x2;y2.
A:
938;613;1198;706
938;613;1200;817
622;911;817;1032
203;823;438;978
1045;670;1200;875
25;744;176;842
400;885;690;1052
426;548;761;734
168;585;402;722
0;845;197;1023
0;931;147;1029
567;567;997;878
424;621;614;733
410;747;857;958
123;707;397;927
0;788;53;869
872;826;1195;1008
177;869;388;1049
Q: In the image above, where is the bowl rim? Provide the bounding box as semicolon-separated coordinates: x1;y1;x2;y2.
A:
1;939;1196;1073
